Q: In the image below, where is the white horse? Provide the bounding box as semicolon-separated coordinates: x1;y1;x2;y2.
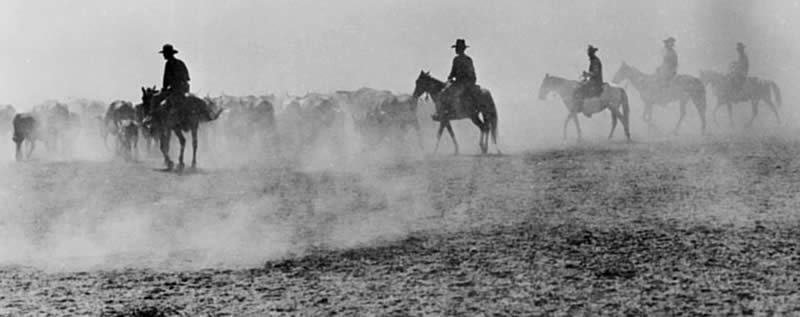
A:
538;74;631;142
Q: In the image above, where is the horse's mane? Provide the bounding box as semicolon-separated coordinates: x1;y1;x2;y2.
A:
420;72;445;85
620;62;646;76
545;74;577;84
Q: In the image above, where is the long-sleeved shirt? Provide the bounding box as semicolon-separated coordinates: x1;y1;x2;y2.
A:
162;58;190;92
733;51;749;76
662;47;678;76
448;54;476;84
587;55;603;84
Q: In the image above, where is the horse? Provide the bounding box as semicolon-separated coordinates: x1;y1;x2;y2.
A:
134;102;158;155
698;69;782;128
104;100;140;160
337;88;423;151
538;74;631;142
412;71;499;155
12;113;40;161
611;62;707;135
32;103;71;155
141;87;223;171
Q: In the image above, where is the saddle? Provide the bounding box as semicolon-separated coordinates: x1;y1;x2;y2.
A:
579;83;610;117
433;83;479;121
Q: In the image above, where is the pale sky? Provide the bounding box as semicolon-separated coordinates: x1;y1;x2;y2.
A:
1;0;798;109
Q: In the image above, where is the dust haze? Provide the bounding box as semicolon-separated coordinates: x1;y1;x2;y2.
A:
1;0;799;272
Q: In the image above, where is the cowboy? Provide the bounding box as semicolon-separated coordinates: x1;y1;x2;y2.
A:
657;37;678;88
729;42;749;92
154;44;190;111
439;38;481;119
574;45;603;110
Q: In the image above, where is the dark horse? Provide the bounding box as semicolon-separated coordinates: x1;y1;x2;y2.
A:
12;113;39;161
612;62;707;135
538;74;631;141
140;87;222;171
698;69;782;127
412;71;499;155
105;100;139;161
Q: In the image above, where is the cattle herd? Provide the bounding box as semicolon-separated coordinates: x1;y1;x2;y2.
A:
2;87;427;164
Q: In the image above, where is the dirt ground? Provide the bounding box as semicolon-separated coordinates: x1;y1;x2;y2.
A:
2;129;800;316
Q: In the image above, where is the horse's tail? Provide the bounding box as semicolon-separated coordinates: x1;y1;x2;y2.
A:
487;94;499;148
769;81;782;108
621;88;630;124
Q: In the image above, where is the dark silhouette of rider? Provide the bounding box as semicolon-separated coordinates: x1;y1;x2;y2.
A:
574;45;603;110
440;38;481;119
154;44;190;111
729;42;749;92
657;37;678;88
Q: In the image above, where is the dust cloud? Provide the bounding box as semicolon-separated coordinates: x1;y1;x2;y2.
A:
0;104;444;272
1;1;800;272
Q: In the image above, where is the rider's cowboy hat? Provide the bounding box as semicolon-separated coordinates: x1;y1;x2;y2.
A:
664;37;676;45
159;44;179;55
736;42;746;49
451;39;469;50
587;45;599;53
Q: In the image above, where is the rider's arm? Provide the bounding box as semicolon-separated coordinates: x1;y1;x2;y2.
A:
448;57;459;82
162;61;171;90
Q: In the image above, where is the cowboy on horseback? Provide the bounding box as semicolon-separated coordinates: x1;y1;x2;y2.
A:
573;45;603;113
657;37;678;89
152;44;219;121
729;42;749;92
434;39;481;121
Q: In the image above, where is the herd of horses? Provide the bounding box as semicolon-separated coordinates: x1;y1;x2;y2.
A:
2;63;783;169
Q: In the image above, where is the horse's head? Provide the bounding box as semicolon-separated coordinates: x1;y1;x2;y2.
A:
412;70;443;99
538;73;554;100
140;86;159;115
611;62;631;84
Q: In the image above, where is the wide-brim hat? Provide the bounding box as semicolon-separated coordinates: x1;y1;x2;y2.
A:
736;42;745;49
587;45;599;53
451;39;469;49
159;44;178;55
664;37;676;44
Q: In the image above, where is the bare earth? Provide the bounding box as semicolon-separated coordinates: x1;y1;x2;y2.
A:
2;132;800;316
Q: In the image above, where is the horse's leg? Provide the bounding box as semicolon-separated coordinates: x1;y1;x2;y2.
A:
444;122;458;155
764;97;781;125
747;100;758;128
573;114;582;141
191;125;198;168
712;101;724;127
470;115;486;154
672;100;687;135
160;130;173;170
28;139;35;160
412;119;424;150
132;129;139;161
15;140;22;162
175;130;186;170
433;122;445;155
563;113;571;140
608;108;618;140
